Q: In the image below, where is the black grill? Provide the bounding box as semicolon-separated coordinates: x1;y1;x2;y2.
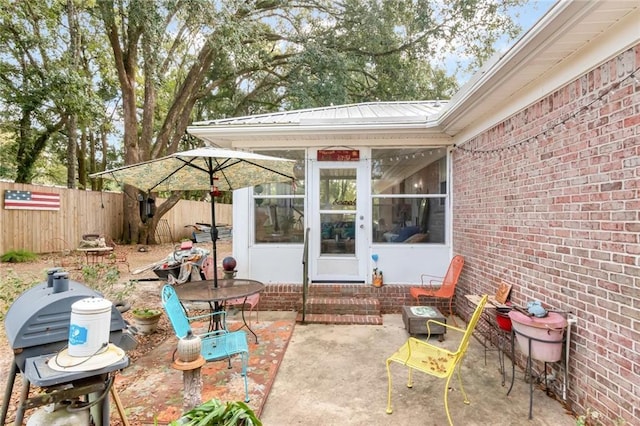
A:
1;270;136;425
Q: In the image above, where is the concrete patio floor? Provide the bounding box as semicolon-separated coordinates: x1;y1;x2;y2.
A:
258;311;576;426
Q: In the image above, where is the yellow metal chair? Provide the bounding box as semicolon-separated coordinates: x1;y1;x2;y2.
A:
386;294;488;425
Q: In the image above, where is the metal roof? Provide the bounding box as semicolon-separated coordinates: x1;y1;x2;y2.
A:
191;101;445;127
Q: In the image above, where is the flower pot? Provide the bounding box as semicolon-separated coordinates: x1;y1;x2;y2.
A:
223;270;237;280
495;311;512;332
508;311;566;362
176;331;202;363
131;309;162;335
372;275;383;287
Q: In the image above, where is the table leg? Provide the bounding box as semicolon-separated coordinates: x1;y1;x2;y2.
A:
240;302;259;344
207;302;225;333
507;328;516;396
527;340;534;420
227;297;259;343
498;330;506;386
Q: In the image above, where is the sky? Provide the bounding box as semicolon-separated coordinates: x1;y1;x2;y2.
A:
454;0;557;85
509;0;558;38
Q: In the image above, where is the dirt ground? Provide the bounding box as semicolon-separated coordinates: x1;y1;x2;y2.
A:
0;240;231;425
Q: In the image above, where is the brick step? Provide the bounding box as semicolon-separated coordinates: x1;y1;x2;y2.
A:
303;296;380;316
296;313;383;325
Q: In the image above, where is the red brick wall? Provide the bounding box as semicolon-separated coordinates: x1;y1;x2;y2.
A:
452;46;640;424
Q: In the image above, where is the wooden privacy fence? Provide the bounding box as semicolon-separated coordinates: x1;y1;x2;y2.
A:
0;182;232;254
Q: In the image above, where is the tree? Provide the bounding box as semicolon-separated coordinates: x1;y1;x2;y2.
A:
93;0;524;243
0;1;69;183
0;0;119;187
1;0;526;243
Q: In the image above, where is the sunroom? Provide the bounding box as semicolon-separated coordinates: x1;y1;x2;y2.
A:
188;102;454;284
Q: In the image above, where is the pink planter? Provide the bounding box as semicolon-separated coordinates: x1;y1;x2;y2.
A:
508;311;567;362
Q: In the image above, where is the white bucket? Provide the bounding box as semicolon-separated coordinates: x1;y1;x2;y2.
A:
68;298;112;357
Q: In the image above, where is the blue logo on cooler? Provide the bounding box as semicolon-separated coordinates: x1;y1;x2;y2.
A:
69;324;88;346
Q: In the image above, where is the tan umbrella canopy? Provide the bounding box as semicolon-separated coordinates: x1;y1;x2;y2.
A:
91;147;295;287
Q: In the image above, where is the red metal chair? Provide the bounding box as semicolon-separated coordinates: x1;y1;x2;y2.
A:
225;293;260;325
409;255;464;323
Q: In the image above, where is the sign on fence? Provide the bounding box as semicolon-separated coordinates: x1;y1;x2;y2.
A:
4;190;61;211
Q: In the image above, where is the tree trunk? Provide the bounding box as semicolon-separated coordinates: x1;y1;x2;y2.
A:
66;115;77;189
77;128;87;189
182;368;202;412
15;113;66;183
123;185;142;243
98;128;108;191
66;0;80;189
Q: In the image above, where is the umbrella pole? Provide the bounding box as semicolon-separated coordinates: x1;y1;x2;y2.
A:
209;190;219;289
210;190;222;329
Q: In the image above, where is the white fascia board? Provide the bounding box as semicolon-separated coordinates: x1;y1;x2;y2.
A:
450;5;640;146
226;137;454;150
188;120;442;138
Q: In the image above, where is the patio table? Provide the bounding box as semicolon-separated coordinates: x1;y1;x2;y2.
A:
76;246;113;264
174;279;265;343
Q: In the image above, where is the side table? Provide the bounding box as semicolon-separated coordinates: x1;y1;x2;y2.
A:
402;306;447;338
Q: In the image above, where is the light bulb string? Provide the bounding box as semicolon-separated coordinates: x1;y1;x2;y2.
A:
454;66;639;155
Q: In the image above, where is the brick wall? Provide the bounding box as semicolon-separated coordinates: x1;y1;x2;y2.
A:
452;46;639;424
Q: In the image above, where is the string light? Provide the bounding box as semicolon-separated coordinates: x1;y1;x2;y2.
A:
454;67;639;156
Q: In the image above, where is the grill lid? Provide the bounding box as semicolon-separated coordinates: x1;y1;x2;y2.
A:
4;278;126;351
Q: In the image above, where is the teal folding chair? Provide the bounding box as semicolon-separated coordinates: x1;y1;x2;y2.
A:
161;285;250;402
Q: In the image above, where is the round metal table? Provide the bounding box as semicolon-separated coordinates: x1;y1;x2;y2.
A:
173;279;264;342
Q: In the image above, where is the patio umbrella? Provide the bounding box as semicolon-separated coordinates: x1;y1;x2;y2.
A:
90;146;295;287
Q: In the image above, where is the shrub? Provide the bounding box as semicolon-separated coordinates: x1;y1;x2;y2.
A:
80;263;135;303
1;249;38;263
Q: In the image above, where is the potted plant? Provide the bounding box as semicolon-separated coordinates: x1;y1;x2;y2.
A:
170;399;261;426
131;308;162;334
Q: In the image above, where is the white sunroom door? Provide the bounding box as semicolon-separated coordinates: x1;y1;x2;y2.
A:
310;161;369;282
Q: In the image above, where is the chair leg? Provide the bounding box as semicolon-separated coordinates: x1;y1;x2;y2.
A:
448;297;458;326
241;351;250;402
385;360;394;414
444;374;455;426
456;362;470;405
